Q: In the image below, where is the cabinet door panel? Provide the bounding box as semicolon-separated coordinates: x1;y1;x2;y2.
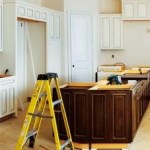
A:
49;14;54;39
8;88;15;113
41;12;47;21
18;5;26;17
123;3;134;19
59;91;71;137
72;90;89;142
54;15;60;39
101;17;111;49
27;8;33;18
112;17;122;49
109;91;131;142
1;89;7;116
90;92;109;142
53;89;71;139
136;2;147;18
34;10;40;19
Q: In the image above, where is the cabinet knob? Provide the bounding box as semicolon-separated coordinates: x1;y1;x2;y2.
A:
72;65;75;67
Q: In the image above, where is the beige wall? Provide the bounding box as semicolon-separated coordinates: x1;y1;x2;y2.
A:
42;0;64;11
18;0;64;11
17;0;42;5
27;22;46;96
64;0;100;12
100;0;121;13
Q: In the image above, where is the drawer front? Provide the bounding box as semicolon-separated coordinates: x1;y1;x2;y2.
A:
0;77;15;87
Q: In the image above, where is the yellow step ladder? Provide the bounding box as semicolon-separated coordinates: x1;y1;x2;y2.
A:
16;73;74;150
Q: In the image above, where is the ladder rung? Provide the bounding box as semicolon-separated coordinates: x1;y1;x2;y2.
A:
53;99;62;106
28;112;53;119
54;110;61;113
61;139;71;149
26;129;38;139
39;92;47;98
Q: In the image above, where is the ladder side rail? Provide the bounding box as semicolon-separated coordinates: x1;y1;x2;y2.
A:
31;88;48;144
54;78;74;149
16;80;45;150
46;79;61;150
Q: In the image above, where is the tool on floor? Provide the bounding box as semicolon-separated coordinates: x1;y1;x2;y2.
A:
16;73;74;150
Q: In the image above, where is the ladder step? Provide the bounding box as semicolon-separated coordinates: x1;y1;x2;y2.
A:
28;112;53;119
26;129;38;139
53;99;62;106
39;92;47;98
61;139;71;149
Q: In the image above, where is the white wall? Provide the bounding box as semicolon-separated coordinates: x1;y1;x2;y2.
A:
99;21;150;68
99;0;150;69
0;3;16;75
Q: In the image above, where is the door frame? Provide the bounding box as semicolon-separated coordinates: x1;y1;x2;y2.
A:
67;10;94;82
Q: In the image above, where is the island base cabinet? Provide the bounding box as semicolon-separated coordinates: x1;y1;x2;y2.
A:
53;87;90;142
53;81;150;144
89;90;132;143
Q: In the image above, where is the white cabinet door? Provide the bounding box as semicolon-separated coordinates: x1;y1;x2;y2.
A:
48;13;61;39
122;0;149;20
0;87;15;117
8;87;15;113
100;14;123;50
0;89;8;117
122;2;135;19
101;16;111;49
112;16;123;49
18;5;26;17
54;15;60;39
49;14;54;39
136;2;148;19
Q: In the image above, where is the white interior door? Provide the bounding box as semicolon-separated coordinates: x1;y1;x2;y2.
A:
17;21;27;102
69;13;93;82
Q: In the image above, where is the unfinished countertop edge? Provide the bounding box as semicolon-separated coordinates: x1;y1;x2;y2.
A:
59;81;134;90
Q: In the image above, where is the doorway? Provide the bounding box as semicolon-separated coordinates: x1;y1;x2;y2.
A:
17;20;46;102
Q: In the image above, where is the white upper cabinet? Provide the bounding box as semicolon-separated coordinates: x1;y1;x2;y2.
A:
100;14;123;50
122;0;149;20
48;12;61;40
17;4;48;22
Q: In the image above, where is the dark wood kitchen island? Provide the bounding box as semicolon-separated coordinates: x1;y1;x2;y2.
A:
53;79;150;150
